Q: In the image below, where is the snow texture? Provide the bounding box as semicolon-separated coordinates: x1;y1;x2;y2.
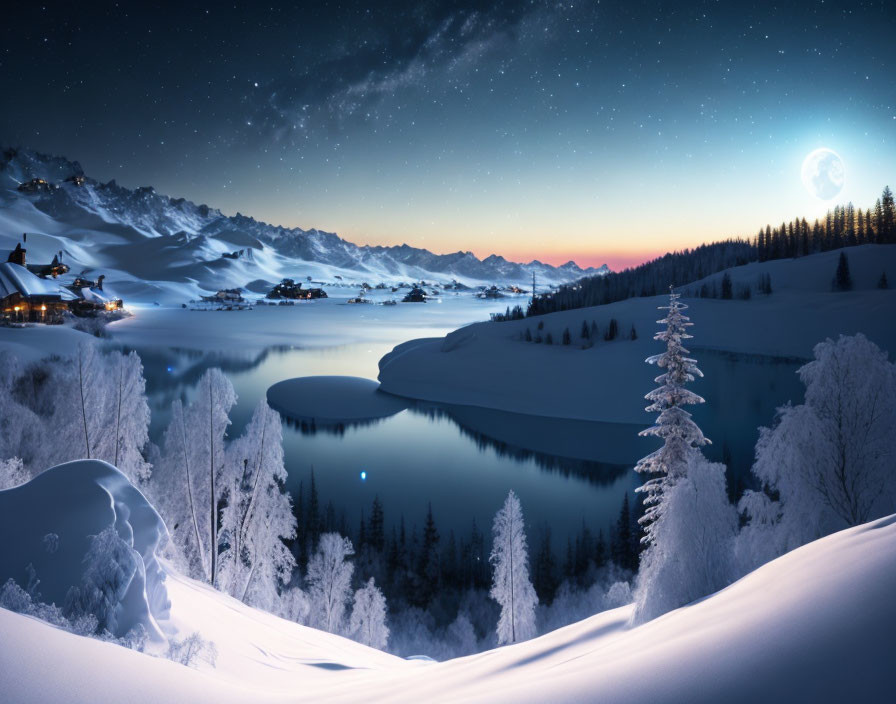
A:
2;511;895;703
0;460;169;641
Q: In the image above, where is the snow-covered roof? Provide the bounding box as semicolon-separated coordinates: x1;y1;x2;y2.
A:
0;262;78;301
77;286;112;304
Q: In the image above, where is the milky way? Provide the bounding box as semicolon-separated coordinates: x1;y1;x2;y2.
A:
2;1;894;268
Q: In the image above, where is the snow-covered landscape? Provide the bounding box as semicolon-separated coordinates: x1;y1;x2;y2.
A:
3;3;896;701
2;462;895;703
0;147;606;306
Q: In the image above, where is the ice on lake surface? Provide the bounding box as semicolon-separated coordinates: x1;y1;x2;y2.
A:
109;295;804;542
267;375;408;424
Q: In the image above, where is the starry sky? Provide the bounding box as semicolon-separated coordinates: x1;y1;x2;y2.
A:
2;1;894;270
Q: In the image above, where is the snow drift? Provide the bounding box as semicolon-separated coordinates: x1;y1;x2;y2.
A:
2;508;895;702
0;460;169;641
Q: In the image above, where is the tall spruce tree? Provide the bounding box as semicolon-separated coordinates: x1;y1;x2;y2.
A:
634;288;710;548
632;289;736;625
834;251;853;291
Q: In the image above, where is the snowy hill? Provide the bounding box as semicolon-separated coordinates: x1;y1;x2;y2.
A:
1;458;894;703
378;245;896;425
0;147;608;302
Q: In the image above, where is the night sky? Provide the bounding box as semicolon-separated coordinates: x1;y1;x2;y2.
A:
2;1;894;269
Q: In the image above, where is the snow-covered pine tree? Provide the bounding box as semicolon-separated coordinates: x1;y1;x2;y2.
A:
306;532;354;634
218;399;296;610
489;490;538;645
349;577;389;650
632;453;736;624
632;288;736;624
634;287;709;549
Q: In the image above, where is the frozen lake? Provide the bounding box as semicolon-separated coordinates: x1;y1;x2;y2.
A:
114;294;803;545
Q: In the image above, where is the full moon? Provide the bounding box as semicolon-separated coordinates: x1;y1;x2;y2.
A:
801;148;844;200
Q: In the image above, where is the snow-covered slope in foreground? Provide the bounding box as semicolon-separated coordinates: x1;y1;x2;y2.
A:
3;509;895;702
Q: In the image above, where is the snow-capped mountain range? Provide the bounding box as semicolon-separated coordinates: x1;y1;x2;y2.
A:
0;147;608;302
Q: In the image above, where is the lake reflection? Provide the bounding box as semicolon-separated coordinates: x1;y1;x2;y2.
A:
125;327;804;545
130;343;642;542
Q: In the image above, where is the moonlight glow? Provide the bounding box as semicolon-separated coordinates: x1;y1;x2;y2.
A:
801;148;845;201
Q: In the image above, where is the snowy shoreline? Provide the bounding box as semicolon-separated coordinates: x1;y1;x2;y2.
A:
378;247;896;424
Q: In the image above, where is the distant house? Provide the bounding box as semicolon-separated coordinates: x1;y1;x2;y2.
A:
0;261;78;323
17;178;55;194
402;286;427;303
64;175;86;187
268;278;328;300
200;288;245;303
478;285;505;299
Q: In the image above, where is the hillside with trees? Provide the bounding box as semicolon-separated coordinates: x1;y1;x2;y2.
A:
525;186;896;317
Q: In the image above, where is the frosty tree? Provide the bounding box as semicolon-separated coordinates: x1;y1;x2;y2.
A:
489;490;537;645
738;334;896;572
634;288;709;547
55;342;107;463
64;525;140;637
218;399;296;610
631;288;735;625
0;457;29;490
307;533;355;634
0;351;43;474
99;350;151;485
349;577;389;650
632;453;737;624
152;368;237;585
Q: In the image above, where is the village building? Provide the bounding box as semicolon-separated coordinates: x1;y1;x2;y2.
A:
402;286;427;303
267;278;328;300
478;285;505;299
200;288;245;303
17;178;55;194
28;253;70;278
0;261;78;324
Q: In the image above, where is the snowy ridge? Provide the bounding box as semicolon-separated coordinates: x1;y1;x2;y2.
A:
0;147;608;302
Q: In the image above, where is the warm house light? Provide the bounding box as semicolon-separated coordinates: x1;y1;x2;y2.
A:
13;306;20;312
40;305;47;311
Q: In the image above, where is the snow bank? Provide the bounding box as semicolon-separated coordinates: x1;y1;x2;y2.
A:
0;460;169;641
267;376;407;423
379;246;896;423
3;512;894;702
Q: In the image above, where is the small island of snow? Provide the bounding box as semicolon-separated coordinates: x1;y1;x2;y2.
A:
267;376;408;425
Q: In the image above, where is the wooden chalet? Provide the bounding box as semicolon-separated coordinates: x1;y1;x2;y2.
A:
0;261;77;324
